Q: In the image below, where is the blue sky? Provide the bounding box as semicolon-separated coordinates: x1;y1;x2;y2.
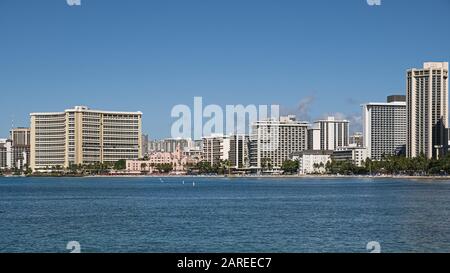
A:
1;0;449;139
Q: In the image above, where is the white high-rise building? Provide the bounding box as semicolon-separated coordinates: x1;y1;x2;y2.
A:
0;139;9;169
250;115;308;171
362;95;407;160
30;106;142;171
407;62;449;159
311;117;349;151
307;125;320;150
202;135;230;166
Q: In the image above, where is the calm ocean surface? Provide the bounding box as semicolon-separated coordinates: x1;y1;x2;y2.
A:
0;177;449;253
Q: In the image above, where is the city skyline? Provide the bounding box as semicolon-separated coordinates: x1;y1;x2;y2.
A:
3;0;450;259
1;0;450;139
0;66;446;138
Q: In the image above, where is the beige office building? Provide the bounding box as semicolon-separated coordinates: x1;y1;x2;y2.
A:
30;106;142;170
406;62;449;159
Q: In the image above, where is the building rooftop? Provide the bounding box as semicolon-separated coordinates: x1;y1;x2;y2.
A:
362;101;406;107
408;62;449;71
291;150;334;157
255;116;310;126
387;95;406;103
314;116;349;123
423;62;448;70
30;106;143;116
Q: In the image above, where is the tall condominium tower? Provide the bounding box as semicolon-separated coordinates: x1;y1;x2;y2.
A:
307;125;320;150
310;117;349;151
30;106;142;171
362;95;407;160
250;115;308;171
0;139;9;169
202;134;230;166
141;134;149;158
229;134;250;169
10;128;31;169
0;128;31;170
407;62;449;159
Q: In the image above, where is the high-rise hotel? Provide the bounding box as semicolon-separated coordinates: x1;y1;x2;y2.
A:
250;115;308;170
202;134;230;166
362;95;407;160
308;117;349;151
0;128;31;170
407;62;448;159
30;106;142;171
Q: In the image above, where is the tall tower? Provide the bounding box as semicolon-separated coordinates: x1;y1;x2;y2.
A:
407;62;449;159
362;95;406;160
30;106;142;171
311;117;349;151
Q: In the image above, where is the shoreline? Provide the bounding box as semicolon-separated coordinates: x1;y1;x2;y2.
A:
2;174;450;180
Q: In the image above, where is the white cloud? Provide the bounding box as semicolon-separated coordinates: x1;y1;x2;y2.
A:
281;95;315;121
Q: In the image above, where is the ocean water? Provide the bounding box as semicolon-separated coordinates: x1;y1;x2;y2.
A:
0;177;449;253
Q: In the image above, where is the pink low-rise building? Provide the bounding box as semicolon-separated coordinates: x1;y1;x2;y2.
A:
126;145;200;174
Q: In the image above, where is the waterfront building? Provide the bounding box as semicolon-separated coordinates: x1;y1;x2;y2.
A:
407;62;449;159
311;117;349;151
0;139;11;169
182;146;203;161
202;134;230;166
362;95;407;160
126;145;200;174
229;134;250;169
30;106;142;171
332;146;368;167
0;139;8;169
250;115;308;171
291;150;333;175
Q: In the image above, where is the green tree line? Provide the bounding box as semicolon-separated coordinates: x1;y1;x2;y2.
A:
326;154;450;176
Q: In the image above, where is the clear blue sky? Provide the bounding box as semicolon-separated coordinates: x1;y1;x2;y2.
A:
1;0;449;139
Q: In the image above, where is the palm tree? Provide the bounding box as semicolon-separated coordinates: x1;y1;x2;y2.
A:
219;159;231;175
261;158;272;173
